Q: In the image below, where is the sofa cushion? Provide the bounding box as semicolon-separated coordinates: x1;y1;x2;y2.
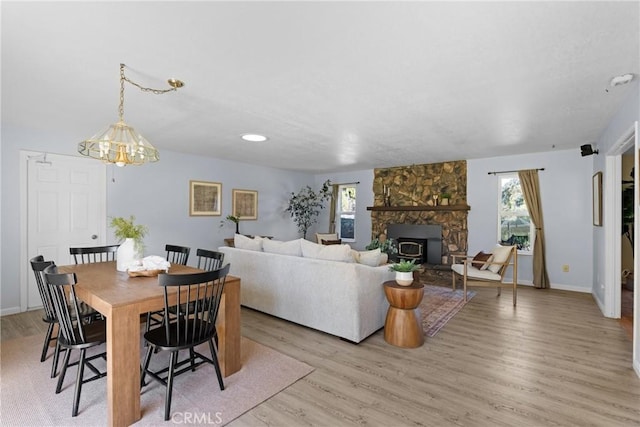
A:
487;245;514;273
262;239;302;256
315;233;338;244
234;234;263;251
301;239;352;262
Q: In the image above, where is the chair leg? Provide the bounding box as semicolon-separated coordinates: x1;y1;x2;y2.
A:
51;341;64;378
189;348;196;372
208;339;225;391
140;345;154;388
72;349;87;417
452;272;456;290
41;323;54;362
165;351;178;421
56;348;72;394
497;287;502;297
513;282;517;306
463;278;467;302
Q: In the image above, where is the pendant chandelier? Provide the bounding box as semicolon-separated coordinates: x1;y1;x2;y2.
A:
78;63;184;167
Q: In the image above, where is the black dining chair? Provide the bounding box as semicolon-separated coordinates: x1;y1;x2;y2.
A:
145;244;192;333
70;245;119;264
141;264;230;421
196;248;225;271
165;244;190;266
30;256;99;378
43;264;107;417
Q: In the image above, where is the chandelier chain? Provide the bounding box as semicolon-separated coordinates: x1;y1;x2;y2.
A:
118;63;177;121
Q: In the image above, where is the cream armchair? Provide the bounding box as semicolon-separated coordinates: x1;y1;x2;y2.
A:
451;245;518;305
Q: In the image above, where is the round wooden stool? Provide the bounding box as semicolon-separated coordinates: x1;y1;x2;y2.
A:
383;280;425;348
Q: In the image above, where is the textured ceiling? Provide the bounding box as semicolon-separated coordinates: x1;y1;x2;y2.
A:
2;1;639;172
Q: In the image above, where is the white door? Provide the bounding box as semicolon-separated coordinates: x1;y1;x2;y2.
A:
25;153;106;310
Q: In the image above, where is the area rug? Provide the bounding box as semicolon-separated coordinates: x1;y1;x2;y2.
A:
0;335;313;426
420;285;475;337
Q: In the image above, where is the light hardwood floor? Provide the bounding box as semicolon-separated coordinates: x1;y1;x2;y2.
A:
2;286;639;426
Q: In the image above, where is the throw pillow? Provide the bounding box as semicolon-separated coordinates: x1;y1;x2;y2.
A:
487;245;514;273
234;234;263;251
472;251;492;269
262;239;302;256
356;248;383;267
301;239;352;262
315;233;338;244
321;239;342;245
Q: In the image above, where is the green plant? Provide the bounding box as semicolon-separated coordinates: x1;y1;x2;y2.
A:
109;216;147;250
286;180;332;239
219;214;240;233
388;259;420;272
366;236;398;255
441;192;451;199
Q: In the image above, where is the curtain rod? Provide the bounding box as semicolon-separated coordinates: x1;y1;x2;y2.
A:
331;181;360;185
487;168;545;175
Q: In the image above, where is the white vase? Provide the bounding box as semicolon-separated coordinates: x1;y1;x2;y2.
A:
395;271;414;286
116;238;142;272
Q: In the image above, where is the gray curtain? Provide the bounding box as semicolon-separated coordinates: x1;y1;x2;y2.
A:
518;169;550;289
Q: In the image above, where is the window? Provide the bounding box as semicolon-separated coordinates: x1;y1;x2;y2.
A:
337;185;356;242
498;174;533;252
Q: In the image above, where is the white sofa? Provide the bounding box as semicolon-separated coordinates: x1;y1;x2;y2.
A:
219;239;395;343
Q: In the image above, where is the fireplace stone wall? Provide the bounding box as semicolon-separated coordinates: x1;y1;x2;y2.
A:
370;161;468;264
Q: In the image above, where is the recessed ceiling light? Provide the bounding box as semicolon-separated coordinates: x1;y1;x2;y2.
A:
241;134;268;142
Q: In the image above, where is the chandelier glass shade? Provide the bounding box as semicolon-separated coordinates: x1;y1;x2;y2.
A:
78;64;182;167
78;121;160;167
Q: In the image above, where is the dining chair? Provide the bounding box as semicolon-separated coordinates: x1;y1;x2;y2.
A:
30;256;99;378
43;264;107;417
145;244;193;333
165;244;190;266
141;264;230;421
196;248;225;271
69;245;119;264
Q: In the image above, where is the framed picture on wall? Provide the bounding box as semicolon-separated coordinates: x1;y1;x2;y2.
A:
232;189;258;220
592;172;602;226
190;180;222;216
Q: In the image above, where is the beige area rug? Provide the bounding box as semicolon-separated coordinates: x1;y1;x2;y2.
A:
420;285;475;337
0;335;313;426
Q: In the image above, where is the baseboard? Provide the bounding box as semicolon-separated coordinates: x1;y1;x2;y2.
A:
515;279;591;293
0;307;21;317
634;358;640;379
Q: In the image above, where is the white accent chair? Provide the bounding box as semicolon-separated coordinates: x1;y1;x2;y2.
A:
451;245;518;305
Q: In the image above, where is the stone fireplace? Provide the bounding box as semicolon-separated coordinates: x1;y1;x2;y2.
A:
368;161;468;266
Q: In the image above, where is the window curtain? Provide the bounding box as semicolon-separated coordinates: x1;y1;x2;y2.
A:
328;184;339;234
518;169;550;289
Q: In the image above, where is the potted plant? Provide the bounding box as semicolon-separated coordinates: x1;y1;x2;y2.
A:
109;216;148;272
440;192;451;206
220;214;240;234
366;233;398;256
286;180;332;239
388;259;420;286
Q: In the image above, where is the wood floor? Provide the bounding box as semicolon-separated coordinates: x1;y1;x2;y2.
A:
2;286;639;426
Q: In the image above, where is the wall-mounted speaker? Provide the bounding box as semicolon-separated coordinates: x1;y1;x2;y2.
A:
580;144;599;157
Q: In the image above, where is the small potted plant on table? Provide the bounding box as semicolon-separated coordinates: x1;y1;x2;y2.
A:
389;259;420;286
110;215;147;272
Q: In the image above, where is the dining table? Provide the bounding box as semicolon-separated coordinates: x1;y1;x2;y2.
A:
58;261;241;427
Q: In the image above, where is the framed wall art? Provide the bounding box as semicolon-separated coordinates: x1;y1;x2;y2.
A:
190;180;221;216
232;189;258;220
592;172;602;226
